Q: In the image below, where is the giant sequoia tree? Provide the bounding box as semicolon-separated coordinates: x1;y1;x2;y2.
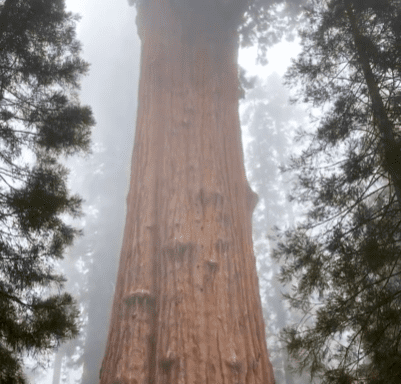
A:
0;0;94;382
98;0;304;382
273;0;401;382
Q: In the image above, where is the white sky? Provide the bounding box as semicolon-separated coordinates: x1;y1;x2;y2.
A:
239;40;301;78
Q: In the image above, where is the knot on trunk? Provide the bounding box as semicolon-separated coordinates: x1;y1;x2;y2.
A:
206;259;219;272
160;349;178;371
111;378;129;384
226;356;243;373
164;241;196;262
198;189;224;209
124;289;155;310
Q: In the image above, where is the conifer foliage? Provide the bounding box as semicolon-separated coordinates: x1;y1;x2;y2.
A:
0;0;94;381
274;0;401;382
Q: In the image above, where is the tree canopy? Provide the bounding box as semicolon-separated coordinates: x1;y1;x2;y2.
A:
0;0;94;381
129;0;306;59
273;0;401;382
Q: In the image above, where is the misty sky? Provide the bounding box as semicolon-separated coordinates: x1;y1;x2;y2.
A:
32;1;304;382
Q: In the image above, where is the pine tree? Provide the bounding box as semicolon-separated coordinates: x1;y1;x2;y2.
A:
0;0;94;381
274;0;401;382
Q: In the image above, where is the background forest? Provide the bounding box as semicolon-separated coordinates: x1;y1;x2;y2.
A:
1;0;400;383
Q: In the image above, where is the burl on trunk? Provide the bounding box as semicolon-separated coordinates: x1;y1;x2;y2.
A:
99;0;275;383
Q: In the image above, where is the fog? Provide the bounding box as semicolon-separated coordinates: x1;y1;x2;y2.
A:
26;1;310;383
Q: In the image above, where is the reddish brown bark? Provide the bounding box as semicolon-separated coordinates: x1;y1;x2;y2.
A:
99;0;275;383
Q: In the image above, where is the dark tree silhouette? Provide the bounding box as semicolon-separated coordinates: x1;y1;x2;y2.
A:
274;0;401;382
0;0;94;381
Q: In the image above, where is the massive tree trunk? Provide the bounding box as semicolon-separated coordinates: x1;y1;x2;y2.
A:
99;0;275;383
